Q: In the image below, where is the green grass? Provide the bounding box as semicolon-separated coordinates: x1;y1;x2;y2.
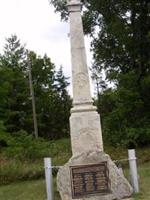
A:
0;178;61;200
0;159;44;184
0;161;149;200
0;179;46;200
133;162;150;200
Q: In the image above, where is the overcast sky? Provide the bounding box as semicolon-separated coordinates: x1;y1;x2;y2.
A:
0;0;93;94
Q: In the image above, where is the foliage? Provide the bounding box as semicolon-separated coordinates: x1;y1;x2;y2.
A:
0;130;47;160
52;66;72;138
0;137;71;184
27;52;72;139
0;130;71;162
96;75;150;147
0;35;29;133
0;35;72;139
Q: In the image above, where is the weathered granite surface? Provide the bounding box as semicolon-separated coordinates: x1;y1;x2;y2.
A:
57;151;133;200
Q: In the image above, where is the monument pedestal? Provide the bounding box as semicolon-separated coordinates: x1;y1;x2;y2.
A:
57;151;133;200
70;109;103;155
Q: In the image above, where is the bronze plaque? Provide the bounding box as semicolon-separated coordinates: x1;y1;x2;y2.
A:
70;162;111;199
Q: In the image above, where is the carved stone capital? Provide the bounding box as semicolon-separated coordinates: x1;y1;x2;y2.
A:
67;0;82;12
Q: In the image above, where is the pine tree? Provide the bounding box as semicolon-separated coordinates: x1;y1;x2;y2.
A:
0;35;72;139
53;66;72;138
27;53;71;139
0;35;29;133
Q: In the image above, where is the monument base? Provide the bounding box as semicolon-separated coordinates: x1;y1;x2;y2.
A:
57;151;133;200
70;110;104;155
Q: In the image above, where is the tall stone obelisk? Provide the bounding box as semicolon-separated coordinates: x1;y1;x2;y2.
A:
57;1;133;199
68;0;103;156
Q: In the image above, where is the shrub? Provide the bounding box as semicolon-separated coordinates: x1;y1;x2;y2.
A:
1;130;53;160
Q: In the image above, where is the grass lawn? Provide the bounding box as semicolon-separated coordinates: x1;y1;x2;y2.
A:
133;162;150;200
0;162;149;200
0;179;46;200
0;178;60;200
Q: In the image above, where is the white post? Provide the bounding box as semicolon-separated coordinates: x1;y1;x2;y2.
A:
128;149;139;193
44;158;53;200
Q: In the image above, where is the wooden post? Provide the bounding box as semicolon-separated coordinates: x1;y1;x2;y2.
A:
128;149;139;193
44;158;53;200
27;54;38;138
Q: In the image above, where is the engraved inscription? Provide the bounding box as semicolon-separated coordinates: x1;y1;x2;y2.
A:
70;162;111;199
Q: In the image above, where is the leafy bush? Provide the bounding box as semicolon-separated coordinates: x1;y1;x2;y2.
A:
0;121;12;151
1;130;53;160
0;136;71;184
0;127;71;162
96;86;150;148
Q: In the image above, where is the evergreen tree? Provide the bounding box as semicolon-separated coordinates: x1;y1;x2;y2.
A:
28;53;72;139
0;35;29;133
27;51;55;137
53;66;72;138
0;35;72;139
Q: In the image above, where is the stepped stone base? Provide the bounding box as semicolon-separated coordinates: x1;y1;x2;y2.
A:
57;151;133;200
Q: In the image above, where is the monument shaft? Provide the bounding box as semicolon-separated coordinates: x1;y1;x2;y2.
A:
68;1;92;106
68;0;103;155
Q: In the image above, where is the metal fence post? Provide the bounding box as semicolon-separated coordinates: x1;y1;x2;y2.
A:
128;149;139;193
44;158;53;200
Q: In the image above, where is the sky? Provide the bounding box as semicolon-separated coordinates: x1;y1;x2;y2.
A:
0;0;93;94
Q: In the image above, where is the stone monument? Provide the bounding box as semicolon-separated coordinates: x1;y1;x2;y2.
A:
57;0;133;199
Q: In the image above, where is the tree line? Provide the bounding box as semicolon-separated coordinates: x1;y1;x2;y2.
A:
50;0;150;147
0;35;72;140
